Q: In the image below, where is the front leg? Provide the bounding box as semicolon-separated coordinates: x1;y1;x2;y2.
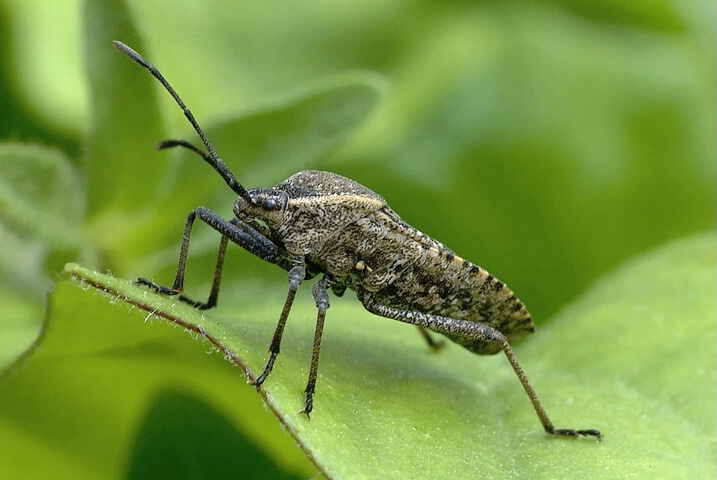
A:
362;298;602;441
137;207;289;308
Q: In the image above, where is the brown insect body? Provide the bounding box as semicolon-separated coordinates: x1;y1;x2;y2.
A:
241;170;534;355
113;40;601;441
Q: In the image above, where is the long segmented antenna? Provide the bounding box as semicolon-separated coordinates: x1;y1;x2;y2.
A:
112;40;254;203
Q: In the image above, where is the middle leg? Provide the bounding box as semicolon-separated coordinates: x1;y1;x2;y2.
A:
301;275;331;417
254;255;306;388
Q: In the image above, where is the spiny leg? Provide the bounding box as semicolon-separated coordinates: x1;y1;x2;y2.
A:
254;257;306;388
495;333;602;440
178;233;228;309
136;208;201;297
301;276;330;418
363;300;602;441
137;212;230;309
137;208;286;308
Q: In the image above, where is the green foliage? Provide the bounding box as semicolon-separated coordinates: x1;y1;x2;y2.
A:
1;234;714;478
0;0;714;478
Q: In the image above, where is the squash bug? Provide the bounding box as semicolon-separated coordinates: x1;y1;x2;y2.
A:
113;40;601;441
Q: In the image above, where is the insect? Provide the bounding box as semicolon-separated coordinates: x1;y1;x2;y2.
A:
113;40;601;441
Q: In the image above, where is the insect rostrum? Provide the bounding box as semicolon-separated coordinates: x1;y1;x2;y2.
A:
113;40;601;441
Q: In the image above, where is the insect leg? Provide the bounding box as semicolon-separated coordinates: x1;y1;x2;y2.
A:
137;207;287;308
363;300;602;441
301;275;330;418
176;232;228;310
253;256;306;389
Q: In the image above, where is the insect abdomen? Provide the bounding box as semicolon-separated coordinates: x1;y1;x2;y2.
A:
323;207;534;354
371;243;534;353
311;204;534;354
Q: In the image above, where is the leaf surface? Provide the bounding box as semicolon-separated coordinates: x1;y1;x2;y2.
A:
1;233;713;479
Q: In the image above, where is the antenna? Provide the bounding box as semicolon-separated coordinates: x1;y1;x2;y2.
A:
112;40;253;203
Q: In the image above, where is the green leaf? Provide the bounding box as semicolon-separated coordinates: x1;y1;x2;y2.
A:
0;290;44;372
0;143;87;370
526;232;716;437
328;0;716;320
0;142;84;248
2;233;713;479
0;269;317;479
126;389;304;480
206;72;388;189
83;0;167;217
2;1;714;478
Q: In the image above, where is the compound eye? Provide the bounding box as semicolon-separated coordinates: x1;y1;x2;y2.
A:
264;198;278;210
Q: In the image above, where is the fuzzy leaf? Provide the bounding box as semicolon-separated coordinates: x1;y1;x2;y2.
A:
0;142;84;247
1;233;713;479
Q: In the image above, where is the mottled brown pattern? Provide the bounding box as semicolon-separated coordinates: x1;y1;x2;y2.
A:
238;170;535;355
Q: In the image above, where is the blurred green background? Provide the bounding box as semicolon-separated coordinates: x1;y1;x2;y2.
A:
0;0;714;478
1;0;713;315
